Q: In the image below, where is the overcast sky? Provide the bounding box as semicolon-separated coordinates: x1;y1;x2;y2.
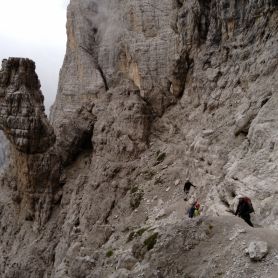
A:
0;0;70;113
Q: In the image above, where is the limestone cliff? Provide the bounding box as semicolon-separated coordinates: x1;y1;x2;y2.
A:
0;132;9;168
0;58;96;223
0;1;278;277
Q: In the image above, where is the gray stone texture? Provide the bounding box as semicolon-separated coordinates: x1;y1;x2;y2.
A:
0;131;9;168
0;58;55;153
0;0;278;277
247;241;268;261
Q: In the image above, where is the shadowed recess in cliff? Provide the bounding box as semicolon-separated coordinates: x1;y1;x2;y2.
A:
79;45;109;91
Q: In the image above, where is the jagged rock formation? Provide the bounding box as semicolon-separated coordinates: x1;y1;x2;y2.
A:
0;58;56;153
0;58;96;224
0;58;58;222
0;1;278;277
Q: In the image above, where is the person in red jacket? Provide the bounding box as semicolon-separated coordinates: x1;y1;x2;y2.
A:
188;201;201;218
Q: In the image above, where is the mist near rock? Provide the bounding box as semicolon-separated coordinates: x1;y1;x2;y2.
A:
0;0;69;114
96;1;125;43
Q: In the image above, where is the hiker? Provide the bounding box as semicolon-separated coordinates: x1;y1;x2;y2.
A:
235;197;254;227
183;180;196;201
194;202;201;217
188;201;200;218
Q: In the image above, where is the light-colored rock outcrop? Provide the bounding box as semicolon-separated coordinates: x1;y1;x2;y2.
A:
0;131;9;168
247;241;268;261
0;0;278;277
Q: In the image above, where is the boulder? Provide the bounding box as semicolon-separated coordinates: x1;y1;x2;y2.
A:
247;241;268;261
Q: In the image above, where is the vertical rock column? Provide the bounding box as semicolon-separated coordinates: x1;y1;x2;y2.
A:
0;58;57;221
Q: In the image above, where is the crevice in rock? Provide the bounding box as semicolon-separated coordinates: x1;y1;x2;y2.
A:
175;0;183;9
79;45;109;91
197;0;212;44
96;64;109;91
234;113;256;137
260;95;271;108
104;199;116;224
170;52;194;99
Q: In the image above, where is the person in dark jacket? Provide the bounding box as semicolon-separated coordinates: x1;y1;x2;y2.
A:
183;180;196;201
235;197;254;227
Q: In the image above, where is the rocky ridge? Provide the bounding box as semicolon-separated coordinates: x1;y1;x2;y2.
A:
0;0;278;277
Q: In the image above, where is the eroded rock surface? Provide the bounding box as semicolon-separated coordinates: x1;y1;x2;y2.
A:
0;1;278;278
247;241;268;261
0;58;56;153
0;58;97;223
0;131;9;168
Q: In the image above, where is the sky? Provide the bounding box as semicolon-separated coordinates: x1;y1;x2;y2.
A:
0;0;70;113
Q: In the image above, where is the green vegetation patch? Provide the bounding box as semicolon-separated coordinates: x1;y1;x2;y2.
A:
130;189;144;210
143;169;156;180
106;250;113;257
153;151;167;166
144;232;158;251
156;152;166;163
131;186;139;194
127;231;135;243
136;227;148;237
127;227;149;243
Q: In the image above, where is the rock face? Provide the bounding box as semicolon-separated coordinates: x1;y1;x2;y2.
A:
0;58;96;223
247;241;268;261
0;58;55;153
51;0;278;225
0;1;278;278
0;58;58;222
0;131;9;168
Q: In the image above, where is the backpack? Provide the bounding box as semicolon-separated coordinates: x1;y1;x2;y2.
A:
194;208;200;217
243;197;254;213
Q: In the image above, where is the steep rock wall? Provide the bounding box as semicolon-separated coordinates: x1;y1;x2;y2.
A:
50;0;278;225
0;0;277;277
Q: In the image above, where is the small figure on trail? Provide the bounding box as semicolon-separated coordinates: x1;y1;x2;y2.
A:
188;201;201;218
194;202;201;217
235;197;254;227
183;180;196;201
